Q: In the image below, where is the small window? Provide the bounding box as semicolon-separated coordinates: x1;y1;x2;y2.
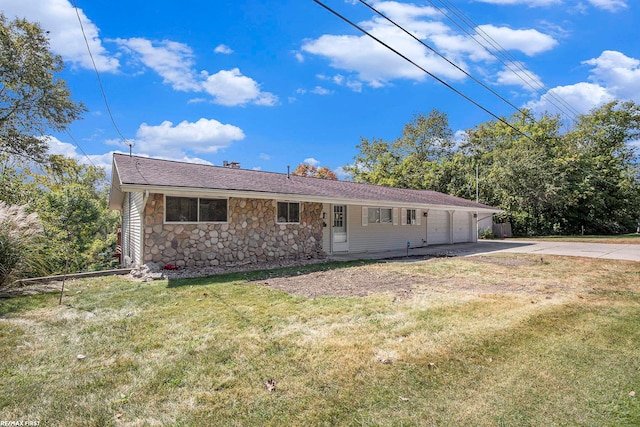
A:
277;201;300;223
165;196;227;222
367;207;392;224
407;209;417;225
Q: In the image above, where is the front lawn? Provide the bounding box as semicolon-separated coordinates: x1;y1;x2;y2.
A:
1;255;639;426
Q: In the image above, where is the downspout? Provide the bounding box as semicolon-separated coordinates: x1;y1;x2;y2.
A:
140;190;150;267
423;209;429;246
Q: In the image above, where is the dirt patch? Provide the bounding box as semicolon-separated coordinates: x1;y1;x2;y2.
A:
251;265;418;299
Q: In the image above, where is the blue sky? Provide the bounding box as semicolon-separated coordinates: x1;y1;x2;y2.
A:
1;0;638;177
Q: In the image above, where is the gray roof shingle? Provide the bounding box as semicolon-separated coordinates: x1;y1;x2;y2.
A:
112;153;498;211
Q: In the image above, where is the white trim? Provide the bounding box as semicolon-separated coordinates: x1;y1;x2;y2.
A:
118;184;502;214
276;200;301;224
163;195;229;224
361;206;368;226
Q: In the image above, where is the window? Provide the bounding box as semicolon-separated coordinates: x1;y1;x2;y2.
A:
406;209;417;225
277;201;300;223
199;198;227;222
165;196;227;222
367;207;393;224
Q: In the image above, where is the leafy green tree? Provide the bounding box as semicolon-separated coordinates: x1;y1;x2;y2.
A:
344;109;455;191
0;14;85;162
562;101;640;234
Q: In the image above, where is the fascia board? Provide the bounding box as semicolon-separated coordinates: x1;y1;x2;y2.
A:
108;159;124;210
118;184;502;214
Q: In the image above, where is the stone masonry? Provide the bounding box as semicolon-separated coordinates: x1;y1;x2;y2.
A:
143;194;325;267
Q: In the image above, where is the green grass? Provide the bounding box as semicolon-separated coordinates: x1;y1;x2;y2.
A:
1;255;639;426
515;233;640;244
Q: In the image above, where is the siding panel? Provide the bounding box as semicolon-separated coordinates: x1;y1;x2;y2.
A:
347;205;427;253
122;192;144;267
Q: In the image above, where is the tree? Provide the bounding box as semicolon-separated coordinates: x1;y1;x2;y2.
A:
562;101;640;234
292;163;338;180
0;14;85;162
344;109;456;191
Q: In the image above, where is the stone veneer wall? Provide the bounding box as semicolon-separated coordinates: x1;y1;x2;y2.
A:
143;194;325;267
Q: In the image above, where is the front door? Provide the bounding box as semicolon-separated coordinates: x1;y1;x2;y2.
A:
332;205;348;252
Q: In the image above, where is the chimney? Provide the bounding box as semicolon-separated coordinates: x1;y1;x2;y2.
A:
223;161;240;169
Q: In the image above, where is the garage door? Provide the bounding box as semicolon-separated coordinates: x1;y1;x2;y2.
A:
427;210;449;244
453;211;472;243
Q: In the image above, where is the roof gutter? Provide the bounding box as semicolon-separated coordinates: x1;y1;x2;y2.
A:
117;183;503;214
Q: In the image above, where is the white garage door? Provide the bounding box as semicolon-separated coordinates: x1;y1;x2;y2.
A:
453;211;472;243
427;210;449;245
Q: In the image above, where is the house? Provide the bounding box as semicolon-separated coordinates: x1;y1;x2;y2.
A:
108;154;501;268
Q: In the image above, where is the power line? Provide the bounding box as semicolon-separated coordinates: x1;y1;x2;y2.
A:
313;0;627;192
64;129;97;168
312;0;538;144
428;0;581;121
71;0;131;146
358;0;530;119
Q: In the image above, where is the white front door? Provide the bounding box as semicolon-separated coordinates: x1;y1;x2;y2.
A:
332;205;348;252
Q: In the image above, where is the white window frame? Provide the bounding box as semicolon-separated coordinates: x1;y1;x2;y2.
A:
164;195;228;224
276;201;301;224
366;207;393;224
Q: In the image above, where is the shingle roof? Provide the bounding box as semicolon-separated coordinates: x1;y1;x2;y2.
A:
111;153;498;211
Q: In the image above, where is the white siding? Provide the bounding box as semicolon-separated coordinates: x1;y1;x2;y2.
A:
346;205;427;253
453;211;473;243
121;192;144;267
427;210;449;245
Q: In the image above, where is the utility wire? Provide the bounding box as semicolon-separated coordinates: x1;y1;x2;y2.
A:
312;0;538;144
314;0;625;191
358;0;529;119
428;0;581;121
64;129;97;168
71;0;130;146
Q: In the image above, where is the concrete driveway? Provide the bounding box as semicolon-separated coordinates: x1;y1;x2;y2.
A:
329;239;640;262
477;239;640;262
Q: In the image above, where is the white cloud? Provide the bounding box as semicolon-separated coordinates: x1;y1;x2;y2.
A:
334;166;351;180
583;50;640;100
311;86;332;95
135;118;245;158
114;38;200;91
214;44;233;54
201;68;278;106
526;50;640;117
259;153;271;161
525;82;613;116
301;1;555;88
303;157;320;166
476;25;558;56
46;136;121;176
293;51;305;62
495;62;543;90
114;38;278;106
0;0;119;72
586;0;627;11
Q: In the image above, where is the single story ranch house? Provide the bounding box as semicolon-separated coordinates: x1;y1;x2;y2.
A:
109;153;500;268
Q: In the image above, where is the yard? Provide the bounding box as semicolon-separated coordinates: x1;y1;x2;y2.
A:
1;254;639;426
